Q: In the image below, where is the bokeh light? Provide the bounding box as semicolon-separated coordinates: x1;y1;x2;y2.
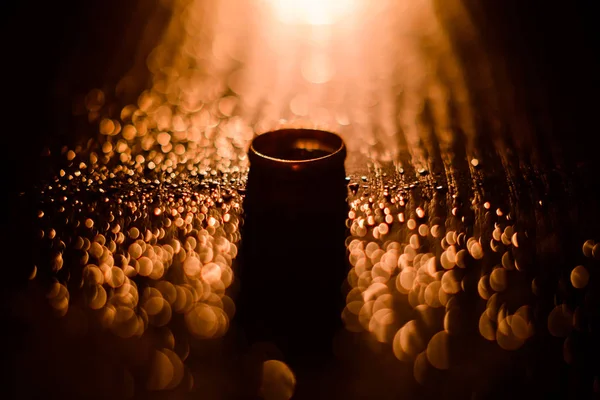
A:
11;0;600;397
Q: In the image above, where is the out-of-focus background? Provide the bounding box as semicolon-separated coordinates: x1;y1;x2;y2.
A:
2;0;599;189
1;0;600;399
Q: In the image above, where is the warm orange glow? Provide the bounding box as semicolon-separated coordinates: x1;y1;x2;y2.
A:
260;360;296;400
269;0;357;25
20;0;572;396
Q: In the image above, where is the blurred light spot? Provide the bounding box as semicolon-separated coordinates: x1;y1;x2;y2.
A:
570;265;589;289
260;360;296;400
426;331;450;370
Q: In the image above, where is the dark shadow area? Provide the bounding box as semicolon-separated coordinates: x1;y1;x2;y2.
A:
237;129;348;373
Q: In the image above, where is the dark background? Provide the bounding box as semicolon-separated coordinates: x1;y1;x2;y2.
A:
1;0;160;195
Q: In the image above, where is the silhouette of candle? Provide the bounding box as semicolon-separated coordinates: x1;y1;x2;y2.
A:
238;129;348;365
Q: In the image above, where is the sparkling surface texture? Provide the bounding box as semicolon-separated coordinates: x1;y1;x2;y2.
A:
3;0;600;399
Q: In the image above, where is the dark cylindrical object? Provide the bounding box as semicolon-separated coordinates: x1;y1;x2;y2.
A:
237;129;348;365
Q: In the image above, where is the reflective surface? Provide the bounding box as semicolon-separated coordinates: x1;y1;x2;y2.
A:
3;0;600;398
